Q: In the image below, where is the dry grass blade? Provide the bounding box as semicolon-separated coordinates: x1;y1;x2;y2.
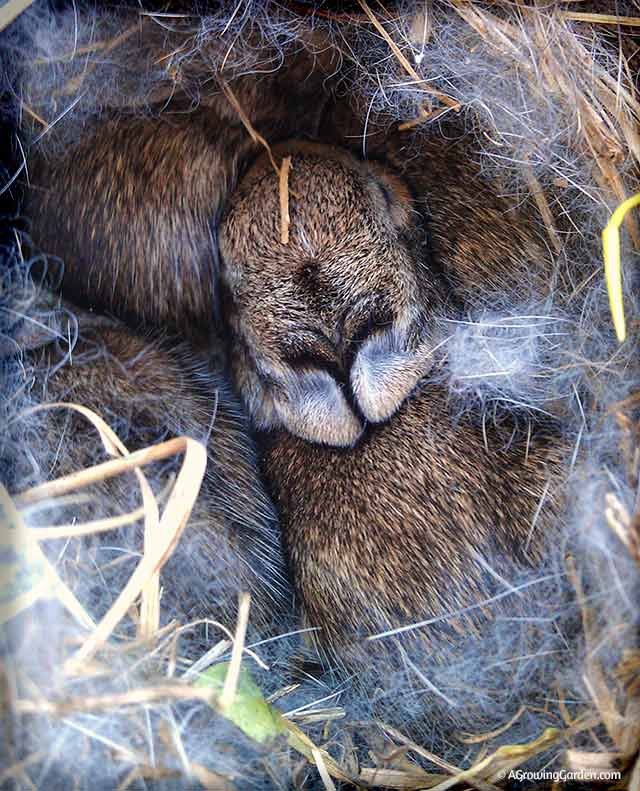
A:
379;722;500;791
18;402;162;639
565;749;623;773
358;0;459;112
219;80;280;175
27;506;147;540
457;706;527;745
220;80;292;244
357;766;441;789
115;766;181;791
565;556;632;753
312;747;338;791
219;593;251;710
560;12;640;27
428;728;562;791
398;104;450;130
20;102;48;128
605;493;639;563
0;0;36;33
66;432;206;671
189;763;237;791
448;0;640;264
279;156;292;245
14;435;191;508
0;752;45;785
14;684;214;715
52;23;143;98
11;403;207;671
33;21;143;64
449;1;520;57
284;719;354;785
523;168;562;253
0;483;95;630
61;718;141;763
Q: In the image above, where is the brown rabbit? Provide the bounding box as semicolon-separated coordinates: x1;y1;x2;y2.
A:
27;115;255;342
25;23;341;342
17;16;343;653
8;299;289;638
218;139;566;662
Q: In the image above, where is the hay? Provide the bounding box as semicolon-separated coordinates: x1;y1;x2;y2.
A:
2;0;640;788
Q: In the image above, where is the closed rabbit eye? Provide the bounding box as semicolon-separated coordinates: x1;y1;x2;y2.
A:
375;180;394;211
281;330;342;374
286;353;346;390
341;297;395;348
366;164;414;230
344;309;394;349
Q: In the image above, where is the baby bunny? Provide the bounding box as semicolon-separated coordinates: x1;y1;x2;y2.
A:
220;140;450;446
25;27;340;342
218;140;566;660
8;300;289;638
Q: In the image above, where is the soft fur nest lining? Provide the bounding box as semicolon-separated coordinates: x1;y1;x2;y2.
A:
1;1;640;789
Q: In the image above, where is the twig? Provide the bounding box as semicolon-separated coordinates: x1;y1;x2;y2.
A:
14;685;213;715
560;12;640;27
0;0;36;33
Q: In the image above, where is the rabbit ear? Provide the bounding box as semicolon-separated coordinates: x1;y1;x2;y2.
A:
350;328;435;423
272;369;363;447
365;161;414;228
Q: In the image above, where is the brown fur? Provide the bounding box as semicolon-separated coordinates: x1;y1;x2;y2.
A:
263;393;565;662
23;23;565;659
28;116;253;340
220;140;449;445
13;304;288;632
218;140;566;662
320;96;559;300
18;23;342;640
26;31;341;341
384;133;558;301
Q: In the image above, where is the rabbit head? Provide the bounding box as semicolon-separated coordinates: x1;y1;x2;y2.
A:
218;141;449;447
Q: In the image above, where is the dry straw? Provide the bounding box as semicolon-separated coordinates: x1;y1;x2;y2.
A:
219;79;292;244
8;394;626;786
0;0;36;33
6;401;207;665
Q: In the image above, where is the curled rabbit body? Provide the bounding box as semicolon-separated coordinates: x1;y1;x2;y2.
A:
25;23;340;341
9;302;289;637
17;18;343;654
218;140;566;662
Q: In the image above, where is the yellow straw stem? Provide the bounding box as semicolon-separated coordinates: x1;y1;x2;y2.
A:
602;193;640;343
